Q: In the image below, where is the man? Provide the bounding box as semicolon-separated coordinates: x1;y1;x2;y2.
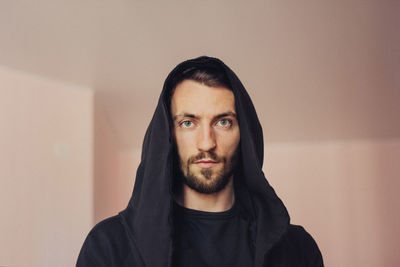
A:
77;56;324;267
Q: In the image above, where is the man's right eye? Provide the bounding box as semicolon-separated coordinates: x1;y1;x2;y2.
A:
180;121;194;128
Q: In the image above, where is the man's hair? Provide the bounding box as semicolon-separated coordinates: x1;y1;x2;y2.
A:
167;64;232;108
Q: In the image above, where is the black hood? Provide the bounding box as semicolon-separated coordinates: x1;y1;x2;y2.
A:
120;56;290;267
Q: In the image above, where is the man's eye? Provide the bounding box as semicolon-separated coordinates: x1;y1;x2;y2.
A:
180;121;194;128
217;119;232;127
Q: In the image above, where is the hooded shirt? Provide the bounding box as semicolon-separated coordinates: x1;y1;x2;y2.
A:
76;56;324;267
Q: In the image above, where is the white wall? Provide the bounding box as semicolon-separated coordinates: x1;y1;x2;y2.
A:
0;66;93;267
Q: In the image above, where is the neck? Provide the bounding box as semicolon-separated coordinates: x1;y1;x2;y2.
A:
175;177;235;212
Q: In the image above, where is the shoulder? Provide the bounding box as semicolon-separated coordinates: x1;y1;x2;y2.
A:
285;224;320;248
88;215;127;241
270;224;324;266
76;215;136;267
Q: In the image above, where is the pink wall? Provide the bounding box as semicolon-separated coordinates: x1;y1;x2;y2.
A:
1;2;398;266
265;139;400;267
0;66;93;267
93;98;140;223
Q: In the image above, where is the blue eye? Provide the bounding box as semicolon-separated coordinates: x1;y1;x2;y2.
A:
181;121;194;128
217;119;232;127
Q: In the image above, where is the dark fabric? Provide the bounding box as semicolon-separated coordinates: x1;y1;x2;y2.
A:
76;56;324;267
172;201;254;267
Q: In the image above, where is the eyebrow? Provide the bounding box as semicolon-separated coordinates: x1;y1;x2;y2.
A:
173;111;237;121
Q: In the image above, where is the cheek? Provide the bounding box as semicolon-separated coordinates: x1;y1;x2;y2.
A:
175;132;195;159
217;130;240;156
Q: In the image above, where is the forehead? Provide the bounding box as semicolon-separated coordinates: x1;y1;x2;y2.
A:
171;80;235;116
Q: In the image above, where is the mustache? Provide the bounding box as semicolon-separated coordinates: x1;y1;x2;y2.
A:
188;151;221;164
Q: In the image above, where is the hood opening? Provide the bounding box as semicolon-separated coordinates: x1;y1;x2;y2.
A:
120;56;290;267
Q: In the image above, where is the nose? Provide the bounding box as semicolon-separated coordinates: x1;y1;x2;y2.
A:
197;124;216;152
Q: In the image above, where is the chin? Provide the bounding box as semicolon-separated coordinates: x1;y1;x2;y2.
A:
184;171;232;194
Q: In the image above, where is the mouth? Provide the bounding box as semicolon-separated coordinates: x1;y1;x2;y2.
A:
194;159;219;169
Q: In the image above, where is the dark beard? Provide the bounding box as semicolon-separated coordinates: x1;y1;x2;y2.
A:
177;150;238;194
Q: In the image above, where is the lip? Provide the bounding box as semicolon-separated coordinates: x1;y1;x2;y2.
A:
194;160;218;169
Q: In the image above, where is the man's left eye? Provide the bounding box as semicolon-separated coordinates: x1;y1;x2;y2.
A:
217;119;232;127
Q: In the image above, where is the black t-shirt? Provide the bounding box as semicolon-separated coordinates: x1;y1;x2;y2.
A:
172;201;254;267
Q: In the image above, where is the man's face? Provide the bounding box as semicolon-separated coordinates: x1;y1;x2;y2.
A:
171;79;240;194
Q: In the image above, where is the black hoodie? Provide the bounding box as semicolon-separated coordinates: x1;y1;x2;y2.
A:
77;56;324;267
